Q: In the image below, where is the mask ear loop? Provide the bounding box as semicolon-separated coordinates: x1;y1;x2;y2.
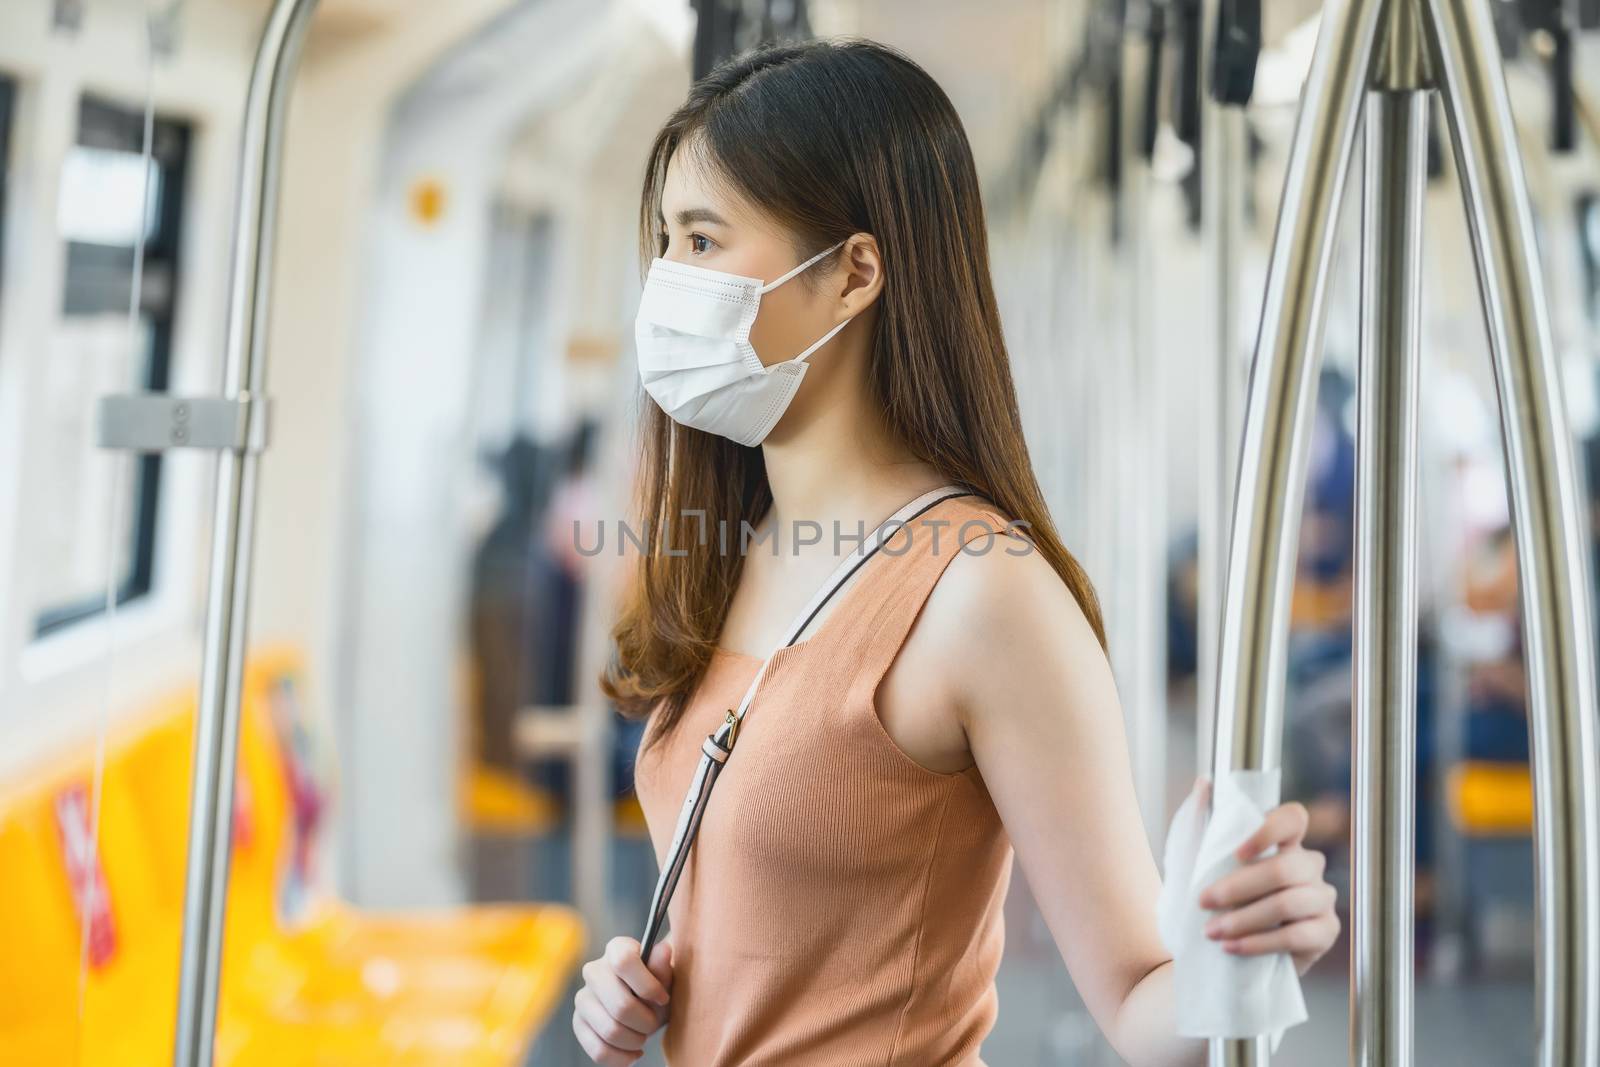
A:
790;315;855;364
755;238;847;294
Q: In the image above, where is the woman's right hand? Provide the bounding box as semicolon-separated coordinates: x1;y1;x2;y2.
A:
572;936;674;1065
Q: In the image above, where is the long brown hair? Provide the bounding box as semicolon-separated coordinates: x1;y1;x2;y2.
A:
604;39;1106;744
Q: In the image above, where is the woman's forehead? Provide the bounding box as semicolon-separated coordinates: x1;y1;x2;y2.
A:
660;144;764;230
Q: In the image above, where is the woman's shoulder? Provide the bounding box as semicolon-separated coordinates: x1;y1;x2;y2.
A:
914;504;1101;685
940;519;1082;618
886;512;1105;746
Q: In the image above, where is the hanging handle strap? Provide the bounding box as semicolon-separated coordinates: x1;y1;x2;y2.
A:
638;484;972;960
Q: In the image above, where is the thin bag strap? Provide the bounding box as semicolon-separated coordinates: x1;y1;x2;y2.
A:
639;483;971;960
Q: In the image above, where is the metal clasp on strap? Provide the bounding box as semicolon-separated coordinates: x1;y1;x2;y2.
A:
701;710;741;764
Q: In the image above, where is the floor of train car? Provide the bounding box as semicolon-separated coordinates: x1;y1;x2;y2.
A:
524;704;1536;1066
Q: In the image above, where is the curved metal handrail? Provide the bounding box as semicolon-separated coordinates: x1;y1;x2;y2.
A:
172;2;321;1065
1209;1;1600;1064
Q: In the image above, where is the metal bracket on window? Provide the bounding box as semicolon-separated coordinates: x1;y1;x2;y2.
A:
96;393;271;453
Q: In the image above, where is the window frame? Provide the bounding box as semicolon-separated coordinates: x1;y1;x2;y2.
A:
32;95;192;638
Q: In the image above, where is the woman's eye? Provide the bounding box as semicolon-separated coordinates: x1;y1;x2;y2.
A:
689;233;712;255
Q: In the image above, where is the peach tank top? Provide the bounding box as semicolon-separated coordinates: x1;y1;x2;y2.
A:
634;495;1017;1066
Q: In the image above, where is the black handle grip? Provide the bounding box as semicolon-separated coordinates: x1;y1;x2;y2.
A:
1210;0;1260;107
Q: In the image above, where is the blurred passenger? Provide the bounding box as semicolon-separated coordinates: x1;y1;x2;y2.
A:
1286;366;1357;856
1459;525;1527;764
572;39;1340;1067
467;433;562;773
538;419;601;708
1281;366;1443;940
1165;529;1200;687
540;417;654;798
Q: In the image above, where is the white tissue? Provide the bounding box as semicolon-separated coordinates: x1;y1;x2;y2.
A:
1156;768;1308;1053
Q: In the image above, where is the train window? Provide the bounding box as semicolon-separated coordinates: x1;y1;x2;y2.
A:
32;97;190;637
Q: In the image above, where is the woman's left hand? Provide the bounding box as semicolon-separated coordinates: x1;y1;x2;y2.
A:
1198;800;1341;976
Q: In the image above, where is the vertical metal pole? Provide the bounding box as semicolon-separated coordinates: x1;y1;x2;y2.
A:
173;2;319;1065
1209;0;1384;1062
1351;8;1429;1053
1197;0;1249;781
1427;0;1600;1062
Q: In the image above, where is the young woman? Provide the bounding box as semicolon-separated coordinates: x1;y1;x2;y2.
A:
573;38;1339;1067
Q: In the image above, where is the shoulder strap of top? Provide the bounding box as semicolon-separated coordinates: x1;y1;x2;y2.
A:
847;497;1026;691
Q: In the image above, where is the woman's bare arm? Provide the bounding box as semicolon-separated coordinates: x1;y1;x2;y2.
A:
923;538;1195;1064
916;536;1334;1066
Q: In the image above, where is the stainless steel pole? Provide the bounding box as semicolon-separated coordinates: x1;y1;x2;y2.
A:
173;2;319;1064
1209;0;1384;1062
1197;0;1249;781
1350;22;1429;1057
1427;1;1600;1062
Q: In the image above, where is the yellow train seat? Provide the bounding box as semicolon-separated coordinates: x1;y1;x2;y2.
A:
1448;761;1535;836
461;762;562;836
0;647;585;1065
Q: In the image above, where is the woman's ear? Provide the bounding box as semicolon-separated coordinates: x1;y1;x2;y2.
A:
837;233;884;316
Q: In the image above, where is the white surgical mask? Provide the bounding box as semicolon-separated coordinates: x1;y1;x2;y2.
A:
634;240;853;447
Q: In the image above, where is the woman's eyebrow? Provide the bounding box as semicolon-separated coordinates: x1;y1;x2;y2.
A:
674;207;729;227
